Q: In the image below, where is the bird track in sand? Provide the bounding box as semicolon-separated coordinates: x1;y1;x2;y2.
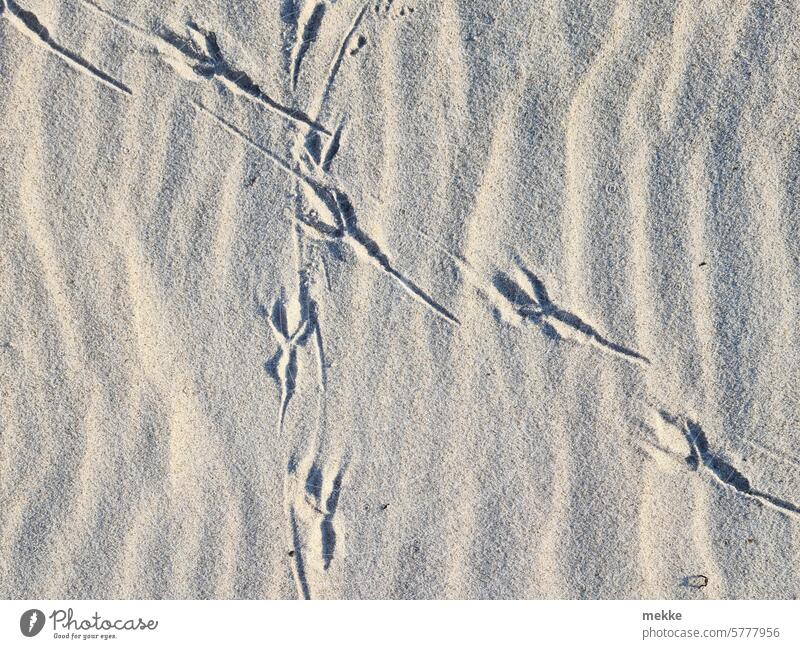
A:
189;100;460;326
492;262;650;366
656;411;800;519
264;292;316;436
285;456;347;599
157;20;330;134
32;0;798;598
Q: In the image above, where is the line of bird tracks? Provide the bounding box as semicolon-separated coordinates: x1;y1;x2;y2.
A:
7;0;796;598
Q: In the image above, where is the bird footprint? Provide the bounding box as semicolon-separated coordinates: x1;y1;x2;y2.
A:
265;292;315;434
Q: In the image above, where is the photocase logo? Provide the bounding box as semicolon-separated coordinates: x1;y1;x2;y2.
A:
20;609;45;637
16;607;159;639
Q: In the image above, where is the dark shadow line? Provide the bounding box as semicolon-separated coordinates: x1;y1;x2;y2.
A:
291;2;326;90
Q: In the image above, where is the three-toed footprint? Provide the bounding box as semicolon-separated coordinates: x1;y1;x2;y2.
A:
285;456;348;598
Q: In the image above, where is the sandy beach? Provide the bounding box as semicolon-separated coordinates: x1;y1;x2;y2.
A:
1;0;799;599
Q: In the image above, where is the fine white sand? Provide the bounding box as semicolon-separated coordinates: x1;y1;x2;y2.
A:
1;0;799;599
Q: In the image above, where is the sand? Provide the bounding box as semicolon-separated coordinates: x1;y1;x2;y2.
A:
1;0;799;599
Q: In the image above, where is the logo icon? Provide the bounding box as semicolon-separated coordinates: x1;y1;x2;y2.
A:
20;609;45;637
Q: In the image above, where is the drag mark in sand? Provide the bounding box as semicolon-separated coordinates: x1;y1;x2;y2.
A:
314;2;371;112
304;188;460;325
278;6;361;599
327;192;460;325
1;0;131;95
76;0;151;38
658;411;800;518
492;262;650;365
